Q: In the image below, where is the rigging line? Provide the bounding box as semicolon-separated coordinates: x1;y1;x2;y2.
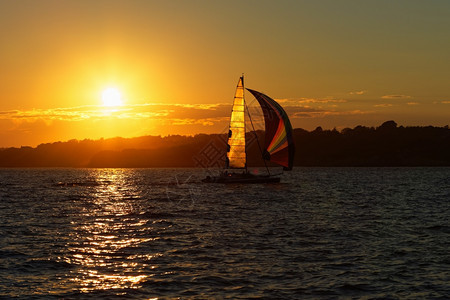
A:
244;91;271;176
242;76;248;173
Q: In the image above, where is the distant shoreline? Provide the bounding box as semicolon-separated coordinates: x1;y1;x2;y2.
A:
1;121;449;168
2;164;450;169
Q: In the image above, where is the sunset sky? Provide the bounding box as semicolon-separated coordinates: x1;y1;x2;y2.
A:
1;0;449;147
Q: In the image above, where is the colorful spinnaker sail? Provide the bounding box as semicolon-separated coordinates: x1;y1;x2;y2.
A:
226;76;246;169
247;88;295;170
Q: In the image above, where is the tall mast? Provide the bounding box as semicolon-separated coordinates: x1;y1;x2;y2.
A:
242;75;248;172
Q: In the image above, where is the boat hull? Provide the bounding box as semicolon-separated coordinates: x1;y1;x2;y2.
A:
202;173;280;184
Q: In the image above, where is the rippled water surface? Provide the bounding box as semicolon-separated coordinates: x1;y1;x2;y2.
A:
0;168;449;299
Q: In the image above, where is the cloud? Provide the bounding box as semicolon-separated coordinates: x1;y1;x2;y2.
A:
349;90;366;95
0;106;132;122
441;101;450;104
169;117;229;126
292;109;372;119
285;106;323;113
407;102;419;105
374;104;394;107
381;95;411;99
0;103;233;128
274;97;347;105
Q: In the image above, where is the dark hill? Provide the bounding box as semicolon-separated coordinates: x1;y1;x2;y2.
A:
0;121;449;167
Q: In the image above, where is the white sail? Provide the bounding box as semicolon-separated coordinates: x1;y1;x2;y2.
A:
226;76;246;168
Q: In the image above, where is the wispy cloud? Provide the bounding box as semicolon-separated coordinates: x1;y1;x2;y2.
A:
349;90;366;95
0;103;234;127
292;109;372;119
0;106;167;122
374;104;394;108
169;117;229;126
407;102;419;105
275;97;347;105
381;94;411;99
441;101;450;104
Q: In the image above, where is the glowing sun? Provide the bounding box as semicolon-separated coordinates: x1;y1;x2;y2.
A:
102;88;123;106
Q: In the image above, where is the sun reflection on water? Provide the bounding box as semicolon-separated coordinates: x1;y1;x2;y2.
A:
63;169;157;293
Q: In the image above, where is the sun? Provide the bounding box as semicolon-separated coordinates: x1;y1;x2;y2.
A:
101;87;123;107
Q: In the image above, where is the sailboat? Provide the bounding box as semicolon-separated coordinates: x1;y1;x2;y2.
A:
202;76;295;184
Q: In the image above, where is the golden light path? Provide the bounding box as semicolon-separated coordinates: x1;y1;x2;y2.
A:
62;169;159;293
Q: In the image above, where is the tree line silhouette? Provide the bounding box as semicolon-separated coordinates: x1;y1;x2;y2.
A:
0;121;449;167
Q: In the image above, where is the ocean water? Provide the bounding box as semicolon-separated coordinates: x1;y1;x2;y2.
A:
0;167;449;299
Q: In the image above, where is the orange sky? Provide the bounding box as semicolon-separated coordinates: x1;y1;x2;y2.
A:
1;0;449;147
